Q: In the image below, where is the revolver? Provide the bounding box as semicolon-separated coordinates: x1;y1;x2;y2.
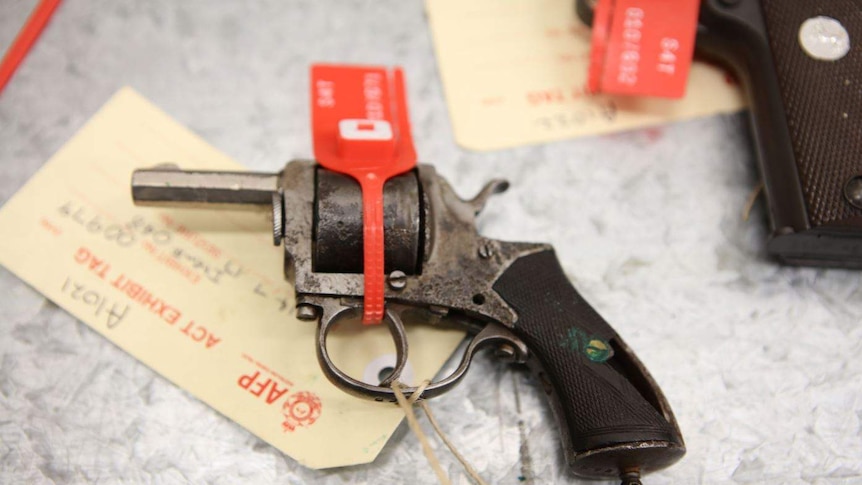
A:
578;0;862;268
131;161;684;482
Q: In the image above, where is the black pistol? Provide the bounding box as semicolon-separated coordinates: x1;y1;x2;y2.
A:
578;0;862;268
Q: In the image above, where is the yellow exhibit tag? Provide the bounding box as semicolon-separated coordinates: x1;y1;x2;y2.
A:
0;88;466;469
426;0;745;151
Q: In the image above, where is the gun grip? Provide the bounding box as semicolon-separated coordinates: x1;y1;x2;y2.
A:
492;250;684;479
699;0;862;267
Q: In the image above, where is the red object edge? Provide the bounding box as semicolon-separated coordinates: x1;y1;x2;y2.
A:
0;0;63;94
587;0;615;94
310;65;417;324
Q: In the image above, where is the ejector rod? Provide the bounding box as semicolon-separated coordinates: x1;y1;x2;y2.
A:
131;166;280;208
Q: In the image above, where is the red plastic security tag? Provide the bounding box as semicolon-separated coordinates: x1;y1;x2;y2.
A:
311;64;417;324
588;0;700;99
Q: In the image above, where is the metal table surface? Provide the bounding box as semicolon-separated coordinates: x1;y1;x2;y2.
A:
1;1;860;484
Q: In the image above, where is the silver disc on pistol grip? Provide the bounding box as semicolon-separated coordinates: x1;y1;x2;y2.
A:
799;16;851;61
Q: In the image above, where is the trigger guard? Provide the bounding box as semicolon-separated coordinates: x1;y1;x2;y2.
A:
317;307;529;403
317;305;411;401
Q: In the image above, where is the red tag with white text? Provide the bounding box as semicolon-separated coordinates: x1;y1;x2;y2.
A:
588;0;700;99
311;64;417;324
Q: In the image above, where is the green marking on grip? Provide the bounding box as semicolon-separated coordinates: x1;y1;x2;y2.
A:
559;327;612;363
584;338;611;363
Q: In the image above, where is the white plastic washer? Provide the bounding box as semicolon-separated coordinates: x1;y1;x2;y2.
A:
362;353;415;386
798;16;851;61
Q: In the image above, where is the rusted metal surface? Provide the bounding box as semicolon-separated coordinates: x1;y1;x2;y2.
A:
132;166;280;208
279;161;546;328
313;169;421;275
131;160;544;403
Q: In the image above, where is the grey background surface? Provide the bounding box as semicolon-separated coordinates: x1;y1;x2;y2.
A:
1;1;861;484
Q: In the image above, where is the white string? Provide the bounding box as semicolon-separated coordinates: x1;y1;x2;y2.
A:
392;380;451;485
419;399;490;485
391;380;489;485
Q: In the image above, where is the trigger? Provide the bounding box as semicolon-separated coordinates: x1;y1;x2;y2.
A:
480;323;529;364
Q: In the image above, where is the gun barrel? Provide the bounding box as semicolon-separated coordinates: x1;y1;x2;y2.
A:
131;166;279;209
